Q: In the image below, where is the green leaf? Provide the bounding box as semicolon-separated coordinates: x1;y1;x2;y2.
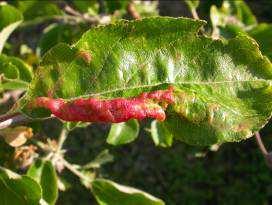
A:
92;178;165;205
248;23;272;60
107;119;139;145
0;166;42;205
150;120;173;147
64;121;88;131
83;149;114;169
0;54;33;91
0;3;23;53
27;159;58;205
0;55;33;82
18;17;272;145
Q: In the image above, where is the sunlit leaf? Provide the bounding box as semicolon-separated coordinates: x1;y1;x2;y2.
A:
92;178;165;205
150;120;173;147
83;149;114;169
107;119;139;145
17;17;272;145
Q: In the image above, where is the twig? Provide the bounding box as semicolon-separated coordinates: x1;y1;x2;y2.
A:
255;132;268;156
255;132;272;169
56;127;68;153
185;2;204;34
62;158;91;184
0;113;29;130
63;4;100;24
191;8;199;20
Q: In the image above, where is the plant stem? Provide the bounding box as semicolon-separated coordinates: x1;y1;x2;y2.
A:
62;158;92;184
127;1;141;20
191;8;199;20
255;132;268;156
0;113;29;130
57;127;68;153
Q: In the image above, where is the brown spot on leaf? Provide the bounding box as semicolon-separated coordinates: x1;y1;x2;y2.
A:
233;123;250;132
77;51;92;64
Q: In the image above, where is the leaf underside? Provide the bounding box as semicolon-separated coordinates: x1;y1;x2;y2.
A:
18;17;272;145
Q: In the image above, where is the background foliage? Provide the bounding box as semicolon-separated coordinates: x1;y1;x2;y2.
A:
1;0;272;205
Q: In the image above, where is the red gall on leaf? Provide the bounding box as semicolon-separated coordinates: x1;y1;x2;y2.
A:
33;86;174;123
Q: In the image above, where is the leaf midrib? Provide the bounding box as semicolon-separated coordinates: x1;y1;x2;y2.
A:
71;79;271;99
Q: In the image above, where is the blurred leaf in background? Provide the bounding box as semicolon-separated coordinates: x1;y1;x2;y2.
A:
13;0;62;24
0;3;23;53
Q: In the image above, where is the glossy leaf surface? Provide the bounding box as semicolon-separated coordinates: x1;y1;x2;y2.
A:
19;17;272;145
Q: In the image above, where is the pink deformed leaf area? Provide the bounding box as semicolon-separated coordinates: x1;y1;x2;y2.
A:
33;86;174;123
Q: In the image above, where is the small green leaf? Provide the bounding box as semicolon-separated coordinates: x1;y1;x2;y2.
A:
0;3;23;53
0;55;33;81
150;120;173;147
107;119;139;145
0;54;33;91
64;121;88;131
0;166;42;205
92;178;165;205
27;159;58;205
1;79;29;90
83;149;114;169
